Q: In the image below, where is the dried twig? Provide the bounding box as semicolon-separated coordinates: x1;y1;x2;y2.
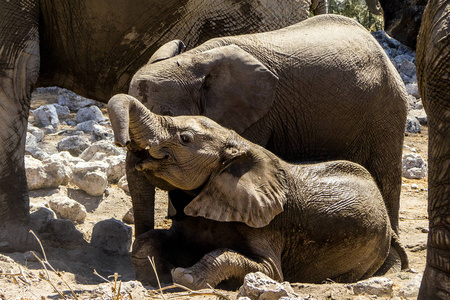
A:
29;230;79;299
148;256;166;300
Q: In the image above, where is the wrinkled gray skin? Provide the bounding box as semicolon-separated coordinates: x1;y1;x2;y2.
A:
107;94;408;289
126;15;408;250
416;0;450;298
0;0;326;252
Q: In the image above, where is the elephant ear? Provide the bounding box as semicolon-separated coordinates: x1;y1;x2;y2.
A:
195;45;278;134
148;40;186;64
184;145;287;228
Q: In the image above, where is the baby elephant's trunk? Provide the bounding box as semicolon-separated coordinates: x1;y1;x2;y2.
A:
107;94;166;149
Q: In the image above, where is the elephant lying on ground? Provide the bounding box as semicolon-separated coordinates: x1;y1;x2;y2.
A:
0;0;325;252
108;95;408;289
125;14;408;248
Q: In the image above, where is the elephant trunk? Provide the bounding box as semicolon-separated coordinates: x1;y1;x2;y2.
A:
108;94;168;150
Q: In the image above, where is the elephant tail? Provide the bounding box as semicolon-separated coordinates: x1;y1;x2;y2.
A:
391;232;409;270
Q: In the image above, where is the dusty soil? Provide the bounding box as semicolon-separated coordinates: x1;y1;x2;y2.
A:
0;94;429;299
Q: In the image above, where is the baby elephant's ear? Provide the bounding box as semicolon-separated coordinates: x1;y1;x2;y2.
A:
184;149;287;228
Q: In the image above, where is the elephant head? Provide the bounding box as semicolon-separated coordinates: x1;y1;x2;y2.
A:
129;42;279;135
108;94;287;228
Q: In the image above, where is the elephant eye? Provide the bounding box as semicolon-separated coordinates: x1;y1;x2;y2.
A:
179;131;194;145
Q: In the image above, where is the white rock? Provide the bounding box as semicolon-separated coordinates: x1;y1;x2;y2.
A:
238;272;300;300
57;136;91;156
25;155;66;190
106;155;126;183
409;109;427;125
77;106;104;123
402;153;427;179
32;104;60;129
405;83;420;98
53;104;71;118
411;183;419;189
71;169;108;196
57;87;98;111
27;124;45;142
118;175;129;193
79;140;125;161
349;277;393;297
398;274;422;298
77;120;98;132
91;124;114;142
49;196;87;223
405;115;421;133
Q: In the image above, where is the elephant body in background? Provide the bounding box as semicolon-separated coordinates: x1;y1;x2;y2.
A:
416;0;450;298
107;95;408;289
125;15;408;248
0;0;325;252
365;0;427;49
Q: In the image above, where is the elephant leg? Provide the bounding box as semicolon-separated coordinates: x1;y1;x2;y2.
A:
126;151;156;236
0;1;40;252
171;248;283;290
416;1;450;298
132;229;176;286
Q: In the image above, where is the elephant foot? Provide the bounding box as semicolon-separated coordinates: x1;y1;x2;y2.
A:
172;267;209;290
0;226;39;253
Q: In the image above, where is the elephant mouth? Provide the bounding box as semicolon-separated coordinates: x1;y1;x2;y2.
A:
136;153;169;171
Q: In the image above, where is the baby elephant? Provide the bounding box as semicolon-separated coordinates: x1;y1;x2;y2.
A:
108;94;408;289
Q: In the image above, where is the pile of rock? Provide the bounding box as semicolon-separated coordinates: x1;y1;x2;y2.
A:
26;88;128;197
372;31;427;134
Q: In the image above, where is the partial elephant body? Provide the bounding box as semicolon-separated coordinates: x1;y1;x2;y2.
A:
128;15;408;238
416;0;450;298
107;96;402;289
0;0;324;252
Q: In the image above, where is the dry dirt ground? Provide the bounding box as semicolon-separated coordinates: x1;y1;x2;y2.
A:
0;94;429;299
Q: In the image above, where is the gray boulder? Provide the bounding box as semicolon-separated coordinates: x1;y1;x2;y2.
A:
405;115;421;134
91;218;132;256
57;87;98;111
30;206;56;233
57;136;91;156
32;104;60;129
91;124;114;142
77;106;105;123
403;153;427;179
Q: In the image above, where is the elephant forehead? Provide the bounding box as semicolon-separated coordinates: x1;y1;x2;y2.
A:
173;116;221;132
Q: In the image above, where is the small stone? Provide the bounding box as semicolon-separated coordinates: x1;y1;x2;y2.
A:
57;136;91;156
90;218;132;256
238;272;299;300
91;124;114;142
118;175;129;193
349;277;393;297
122;207;134;224
405;115;421;134
398;274;422;298
49;196;87;224
30;206;56;233
77;120;98;133
32;104;60;129
77;106;105;123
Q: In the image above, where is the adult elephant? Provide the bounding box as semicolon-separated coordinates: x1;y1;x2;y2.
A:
0;0;326;252
365;0;427;49
123;14;408;254
415;0;450;298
